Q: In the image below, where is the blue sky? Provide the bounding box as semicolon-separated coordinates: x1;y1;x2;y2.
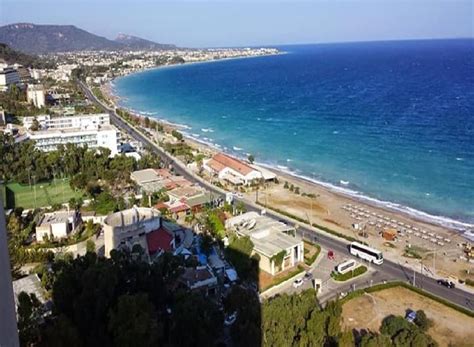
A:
0;0;472;47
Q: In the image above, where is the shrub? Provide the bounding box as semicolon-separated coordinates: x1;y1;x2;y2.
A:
331;265;367;282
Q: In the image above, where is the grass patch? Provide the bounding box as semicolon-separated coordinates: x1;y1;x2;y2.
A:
403;245;427;259
4;179;83;209
339;281;474;318
304;241;321;266
465;278;474;287
331;265;367;282
261;265;305;292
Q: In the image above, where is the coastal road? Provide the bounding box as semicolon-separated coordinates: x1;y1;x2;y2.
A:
79;81;474;312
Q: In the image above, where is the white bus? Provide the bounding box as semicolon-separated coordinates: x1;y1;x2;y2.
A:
335;259;357;274
349;242;383;265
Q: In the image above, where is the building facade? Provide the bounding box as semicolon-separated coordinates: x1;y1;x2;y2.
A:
27;125;119;155
36;211;81;242
103;207;162;257
203;152;263;185
23;113;110;130
226;211;304;276
26;84;46;108
0;66;21;91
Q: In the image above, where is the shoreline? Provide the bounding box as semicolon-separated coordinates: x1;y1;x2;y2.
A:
102;61;473;235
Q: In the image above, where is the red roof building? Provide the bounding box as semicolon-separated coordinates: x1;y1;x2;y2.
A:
146;227;175;254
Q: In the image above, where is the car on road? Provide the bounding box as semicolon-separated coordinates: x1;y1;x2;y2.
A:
303;272;313;281
293;278;304;288
224;312;237;326
437;279;455;289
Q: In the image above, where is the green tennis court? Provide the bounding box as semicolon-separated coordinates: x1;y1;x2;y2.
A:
2;179;84;209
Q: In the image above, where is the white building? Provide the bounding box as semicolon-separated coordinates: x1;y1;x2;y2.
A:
26;84;46;108
0;109;5;126
23;113;110;130
203;152;263;185
103;207;163;258
0;67;21;91
226;211;304;276
27;125;119;155
36;211;81;242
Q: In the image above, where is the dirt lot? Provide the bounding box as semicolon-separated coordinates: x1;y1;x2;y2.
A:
341;287;474;347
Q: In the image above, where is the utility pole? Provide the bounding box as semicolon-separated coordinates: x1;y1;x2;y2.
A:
413;267;416;287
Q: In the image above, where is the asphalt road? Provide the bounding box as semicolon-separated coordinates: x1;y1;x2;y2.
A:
80;81;474;312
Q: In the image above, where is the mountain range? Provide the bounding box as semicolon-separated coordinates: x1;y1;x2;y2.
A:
0;23;177;54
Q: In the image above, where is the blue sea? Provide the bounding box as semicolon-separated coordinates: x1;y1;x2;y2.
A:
114;39;474;229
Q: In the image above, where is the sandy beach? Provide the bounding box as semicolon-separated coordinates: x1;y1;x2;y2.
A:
100;73;474;283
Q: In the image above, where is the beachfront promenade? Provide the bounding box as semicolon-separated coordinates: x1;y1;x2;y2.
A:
79;80;474;312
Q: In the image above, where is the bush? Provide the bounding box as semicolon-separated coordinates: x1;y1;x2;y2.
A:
414;310;432;331
304;242;321;266
331;265;367;282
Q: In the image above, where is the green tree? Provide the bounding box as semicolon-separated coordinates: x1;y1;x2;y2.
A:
225;235;256;281
170;292;223;346
414;310;432;332
339;331;355;347
108;293;160;347
248;154;255;164
17;292;42;346
144;116;150;128
86;239;96;253
171;129;183;141
360;333;392;347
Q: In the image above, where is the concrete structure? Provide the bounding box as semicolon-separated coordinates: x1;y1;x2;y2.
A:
11;274;47;308
0;199;20;347
23;113;110;131
179;266;218;296
204;152;262;185
103;207;162;257
27;125;118;155
26;84;46;108
0;108;5;126
226;211;304;276
36;211;80;242
0;66;21;91
131;168;193;193
130;169;163;192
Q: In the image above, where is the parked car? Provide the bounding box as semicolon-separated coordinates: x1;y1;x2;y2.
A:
303;272;313;281
224;312;237;326
437;279;455;289
293;278;304;288
405;309;417;323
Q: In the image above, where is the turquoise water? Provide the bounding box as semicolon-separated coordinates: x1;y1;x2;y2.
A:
114;40;474;228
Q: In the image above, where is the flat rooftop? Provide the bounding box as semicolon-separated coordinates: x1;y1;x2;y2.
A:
29;125;115;136
226;211;302;257
38;211;73;226
104;207;161;227
131;169;160;184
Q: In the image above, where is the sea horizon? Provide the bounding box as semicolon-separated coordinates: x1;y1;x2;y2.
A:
113;38;474;230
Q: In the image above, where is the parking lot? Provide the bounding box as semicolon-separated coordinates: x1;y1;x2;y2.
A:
265;246;389;303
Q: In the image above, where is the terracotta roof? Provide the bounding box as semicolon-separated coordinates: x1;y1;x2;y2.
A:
146;227;174;254
212;153;255;176
169;203;190;213
206;158;227;173
155;168;173;179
